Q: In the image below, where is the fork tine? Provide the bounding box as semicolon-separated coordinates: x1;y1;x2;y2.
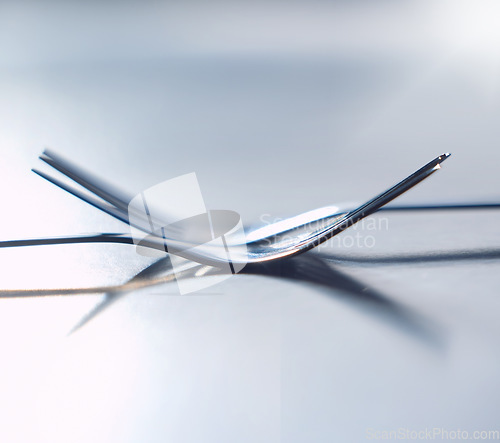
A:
32;167;153;233
38;150;160;233
32;161;189;243
41;149;132;212
303;153;452;252
343;153;451;222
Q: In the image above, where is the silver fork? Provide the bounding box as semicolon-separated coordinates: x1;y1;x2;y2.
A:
0;150;452;267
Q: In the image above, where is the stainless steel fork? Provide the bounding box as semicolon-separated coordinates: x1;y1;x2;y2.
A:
1;150;451;267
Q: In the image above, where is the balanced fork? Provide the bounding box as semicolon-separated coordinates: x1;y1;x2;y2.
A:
0;150;453;267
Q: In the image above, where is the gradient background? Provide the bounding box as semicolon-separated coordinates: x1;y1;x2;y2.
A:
0;1;499;442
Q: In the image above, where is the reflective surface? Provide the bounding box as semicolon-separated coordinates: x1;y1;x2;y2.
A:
1;1;500;442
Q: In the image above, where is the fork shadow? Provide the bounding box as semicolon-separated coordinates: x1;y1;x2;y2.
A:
314;248;500;264
244;254;445;348
70;253;446;348
67;257;176;334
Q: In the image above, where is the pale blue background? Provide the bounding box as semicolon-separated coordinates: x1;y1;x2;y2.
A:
0;1;499;442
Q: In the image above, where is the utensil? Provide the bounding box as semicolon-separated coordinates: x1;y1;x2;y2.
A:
0;150;451;266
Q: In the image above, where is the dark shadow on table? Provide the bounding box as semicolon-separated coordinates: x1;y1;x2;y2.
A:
315;248;500;264
70;252;448;348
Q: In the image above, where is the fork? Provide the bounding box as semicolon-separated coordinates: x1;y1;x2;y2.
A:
0;150;453;267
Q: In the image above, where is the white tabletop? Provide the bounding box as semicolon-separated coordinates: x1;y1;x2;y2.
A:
1;2;499;442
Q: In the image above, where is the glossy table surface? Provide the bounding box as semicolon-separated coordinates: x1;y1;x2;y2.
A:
1;2;500;442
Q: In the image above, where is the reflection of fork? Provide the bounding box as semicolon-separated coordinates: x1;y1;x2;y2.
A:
0;150;453;267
